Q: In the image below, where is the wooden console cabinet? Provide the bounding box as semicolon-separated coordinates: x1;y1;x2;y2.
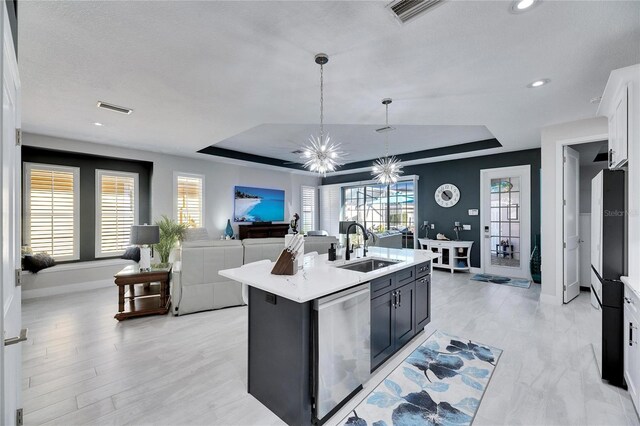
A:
238;223;290;240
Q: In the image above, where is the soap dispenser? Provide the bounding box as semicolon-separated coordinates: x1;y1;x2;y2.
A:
328;243;337;261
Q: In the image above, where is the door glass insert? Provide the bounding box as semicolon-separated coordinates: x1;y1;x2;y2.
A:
490;177;521;267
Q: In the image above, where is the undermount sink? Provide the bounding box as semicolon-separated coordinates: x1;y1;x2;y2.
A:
336;258;402;273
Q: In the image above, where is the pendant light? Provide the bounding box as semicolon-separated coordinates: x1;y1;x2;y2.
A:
372;98;403;184
301;53;344;175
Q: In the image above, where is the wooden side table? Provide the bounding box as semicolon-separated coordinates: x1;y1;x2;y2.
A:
114;265;171;321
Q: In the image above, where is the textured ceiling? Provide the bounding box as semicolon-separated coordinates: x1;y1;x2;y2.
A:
18;1;640;164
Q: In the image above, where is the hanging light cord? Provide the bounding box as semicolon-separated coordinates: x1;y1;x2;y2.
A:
320;63;324;141
385;102;389;157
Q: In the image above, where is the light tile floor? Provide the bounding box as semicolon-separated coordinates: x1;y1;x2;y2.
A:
21;271;639;425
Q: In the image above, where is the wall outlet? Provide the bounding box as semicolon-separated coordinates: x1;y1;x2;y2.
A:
430;224;435;229
463;224;471;230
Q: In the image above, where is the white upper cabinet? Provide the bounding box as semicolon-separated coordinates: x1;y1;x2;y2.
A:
598;65;638;169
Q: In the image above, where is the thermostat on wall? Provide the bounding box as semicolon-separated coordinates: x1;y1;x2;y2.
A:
468;209;479;216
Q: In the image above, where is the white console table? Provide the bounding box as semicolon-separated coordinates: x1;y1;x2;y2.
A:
418;239;473;273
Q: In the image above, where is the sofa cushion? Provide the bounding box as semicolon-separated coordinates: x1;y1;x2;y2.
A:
241;237;285;246
182;239;242;249
242;238;285;263
184;227;210;242
304;236;338;255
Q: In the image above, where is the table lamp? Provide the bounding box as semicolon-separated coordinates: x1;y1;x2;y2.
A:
130;224;160;271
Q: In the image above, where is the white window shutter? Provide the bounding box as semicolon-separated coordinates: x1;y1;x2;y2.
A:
319;185;341;237
24;163;80;260
176;174;204;228
96;170;138;257
301;186;317;234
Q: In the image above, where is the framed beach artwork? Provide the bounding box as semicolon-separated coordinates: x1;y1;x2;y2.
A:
234;186;285;222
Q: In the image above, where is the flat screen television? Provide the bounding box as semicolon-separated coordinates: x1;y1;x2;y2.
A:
234;186;285;223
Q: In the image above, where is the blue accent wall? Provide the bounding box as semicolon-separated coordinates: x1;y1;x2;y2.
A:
322;148;541;268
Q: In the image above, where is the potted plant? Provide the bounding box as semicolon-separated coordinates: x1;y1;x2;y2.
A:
154;215;188;266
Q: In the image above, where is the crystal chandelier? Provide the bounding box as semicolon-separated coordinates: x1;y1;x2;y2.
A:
301;53;344;175
372;98;403;184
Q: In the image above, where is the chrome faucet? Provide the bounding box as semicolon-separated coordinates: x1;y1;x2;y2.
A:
345;222;369;261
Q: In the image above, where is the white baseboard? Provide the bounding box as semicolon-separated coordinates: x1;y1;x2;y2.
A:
22;279;113;300
539;292;562;305
469;267;482;274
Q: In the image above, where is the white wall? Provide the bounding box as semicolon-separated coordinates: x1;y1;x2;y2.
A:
540;117;608;304
22;132;320;296
23;133;320;235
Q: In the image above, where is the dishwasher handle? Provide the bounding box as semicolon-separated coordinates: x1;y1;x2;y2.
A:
317;287;370;310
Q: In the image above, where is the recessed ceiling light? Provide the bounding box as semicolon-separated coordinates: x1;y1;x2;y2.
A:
527;78;550;88
93;122;103;126
510;0;539;13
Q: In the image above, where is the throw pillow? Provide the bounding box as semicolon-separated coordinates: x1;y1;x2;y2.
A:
22;253;56;273
121;246;141;262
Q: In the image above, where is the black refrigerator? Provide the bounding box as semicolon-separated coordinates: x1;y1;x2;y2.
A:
590;169;626;387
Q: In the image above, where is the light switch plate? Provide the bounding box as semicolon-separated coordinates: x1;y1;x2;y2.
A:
463;224;471;230
468;209;479;216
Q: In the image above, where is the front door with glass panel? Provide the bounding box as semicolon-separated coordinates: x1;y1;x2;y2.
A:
481;166;531;279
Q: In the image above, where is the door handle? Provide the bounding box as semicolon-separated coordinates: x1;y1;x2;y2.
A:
397;290;402;307
4;328;28;346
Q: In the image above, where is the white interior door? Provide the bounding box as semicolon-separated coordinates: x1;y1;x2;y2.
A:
579;213;591;288
1;4;22;425
480;165;531;278
563;146;580;303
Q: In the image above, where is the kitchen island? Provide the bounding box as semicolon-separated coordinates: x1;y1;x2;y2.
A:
219;247;439;425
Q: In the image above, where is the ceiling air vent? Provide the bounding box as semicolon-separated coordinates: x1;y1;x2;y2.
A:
388;0;444;24
375;126;396;133
97;101;133;115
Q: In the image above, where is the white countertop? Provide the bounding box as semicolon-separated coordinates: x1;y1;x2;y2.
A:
218;247;440;303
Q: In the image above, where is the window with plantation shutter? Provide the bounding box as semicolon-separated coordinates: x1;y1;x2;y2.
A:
319;184;341;238
301;186;317;234
175;173;204;228
23;163;80;261
96;170;138;257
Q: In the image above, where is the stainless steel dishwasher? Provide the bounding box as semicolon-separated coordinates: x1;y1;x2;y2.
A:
313;283;370;423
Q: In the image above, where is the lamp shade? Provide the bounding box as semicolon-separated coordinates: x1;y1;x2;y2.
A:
339;221;357;235
130;225;160;245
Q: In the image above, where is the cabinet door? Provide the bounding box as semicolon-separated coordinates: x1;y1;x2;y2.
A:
415;275;431;330
625;304;635;399
371;291;395;371
611;85;629;168
371;274;396;299
394;281;416;348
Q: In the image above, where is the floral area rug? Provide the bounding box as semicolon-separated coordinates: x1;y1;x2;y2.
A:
341;330;502;426
470;273;531;289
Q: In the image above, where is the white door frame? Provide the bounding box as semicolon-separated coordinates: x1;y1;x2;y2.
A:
480;165;531;278
563;146;581;303
1;3;21;424
554;134;608;304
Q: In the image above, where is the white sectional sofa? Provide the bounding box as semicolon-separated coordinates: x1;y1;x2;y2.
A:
172;240;245;316
172;234;338;315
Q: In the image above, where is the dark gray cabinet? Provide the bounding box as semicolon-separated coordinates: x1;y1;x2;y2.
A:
394;281;416;347
371;290;395;368
370;261;430;371
415;275;431;330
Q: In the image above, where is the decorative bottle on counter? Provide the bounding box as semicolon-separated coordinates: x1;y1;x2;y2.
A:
328;243;337;261
225;219;234;239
